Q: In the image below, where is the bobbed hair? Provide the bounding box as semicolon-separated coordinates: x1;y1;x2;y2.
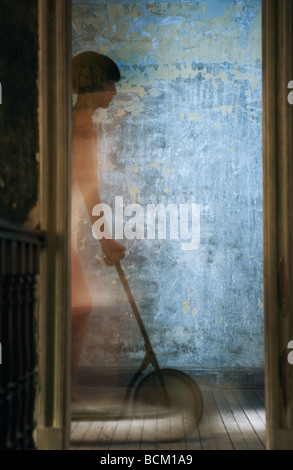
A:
72;51;120;94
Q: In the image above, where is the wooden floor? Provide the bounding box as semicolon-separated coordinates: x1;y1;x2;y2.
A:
70;386;266;450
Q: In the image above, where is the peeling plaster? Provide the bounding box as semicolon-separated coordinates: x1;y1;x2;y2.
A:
73;0;263;371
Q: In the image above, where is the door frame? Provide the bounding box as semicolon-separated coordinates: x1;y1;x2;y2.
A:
35;0;72;450
35;0;293;450
262;0;293;450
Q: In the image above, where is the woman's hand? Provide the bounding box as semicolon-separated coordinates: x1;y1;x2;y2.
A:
100;238;126;266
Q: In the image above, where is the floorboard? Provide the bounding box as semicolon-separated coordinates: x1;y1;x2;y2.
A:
224;390;264;450
70;385;266;451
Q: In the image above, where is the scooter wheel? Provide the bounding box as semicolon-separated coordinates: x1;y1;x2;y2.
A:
133;368;203;426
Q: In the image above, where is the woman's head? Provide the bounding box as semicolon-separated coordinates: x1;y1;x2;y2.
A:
72;51;120;95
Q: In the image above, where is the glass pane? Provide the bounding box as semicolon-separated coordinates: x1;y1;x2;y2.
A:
70;0;263;448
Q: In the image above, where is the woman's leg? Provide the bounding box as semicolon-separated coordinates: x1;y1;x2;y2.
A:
71;309;91;399
71;248;93;399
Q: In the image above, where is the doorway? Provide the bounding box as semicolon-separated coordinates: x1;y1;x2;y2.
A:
70;0;264;449
35;0;293;450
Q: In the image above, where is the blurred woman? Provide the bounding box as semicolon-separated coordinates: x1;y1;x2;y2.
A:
71;51;126;398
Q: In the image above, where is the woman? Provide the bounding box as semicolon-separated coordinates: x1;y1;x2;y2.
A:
71;51;126;398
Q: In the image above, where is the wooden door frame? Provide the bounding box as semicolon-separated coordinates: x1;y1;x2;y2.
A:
35;0;72;450
262;0;293;450
35;0;293;450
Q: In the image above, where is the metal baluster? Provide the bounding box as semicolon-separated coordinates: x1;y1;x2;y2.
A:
0;238;7;449
0;223;42;449
24;243;37;450
17;241;27;449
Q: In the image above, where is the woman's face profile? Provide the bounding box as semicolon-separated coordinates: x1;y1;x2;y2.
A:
90;81;117;110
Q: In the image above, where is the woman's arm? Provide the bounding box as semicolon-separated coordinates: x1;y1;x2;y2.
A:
73;130;126;264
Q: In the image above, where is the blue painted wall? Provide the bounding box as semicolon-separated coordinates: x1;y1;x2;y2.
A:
72;0;263;372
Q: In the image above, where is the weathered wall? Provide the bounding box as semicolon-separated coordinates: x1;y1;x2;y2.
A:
72;0;263;372
0;0;39;227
